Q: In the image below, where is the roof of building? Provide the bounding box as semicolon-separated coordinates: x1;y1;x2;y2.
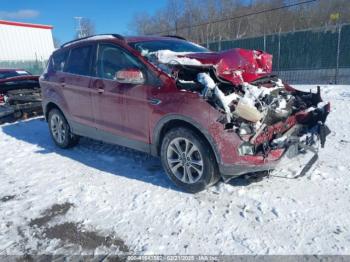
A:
0;20;53;30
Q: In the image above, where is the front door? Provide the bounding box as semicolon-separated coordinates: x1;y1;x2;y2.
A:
91;43;151;148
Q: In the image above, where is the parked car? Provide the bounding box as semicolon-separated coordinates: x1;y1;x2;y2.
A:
0;69;42;121
40;35;330;192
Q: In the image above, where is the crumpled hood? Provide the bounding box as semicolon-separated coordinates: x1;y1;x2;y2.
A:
174;48;273;85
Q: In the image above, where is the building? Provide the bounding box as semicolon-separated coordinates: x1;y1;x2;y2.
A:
0;20;55;74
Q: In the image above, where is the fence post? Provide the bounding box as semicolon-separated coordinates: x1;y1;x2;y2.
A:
277;29;281;74
335;24;342;84
206;24;209;49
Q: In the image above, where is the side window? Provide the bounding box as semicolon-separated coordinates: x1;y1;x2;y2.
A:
51;50;68;72
97;44;142;80
64;45;93;76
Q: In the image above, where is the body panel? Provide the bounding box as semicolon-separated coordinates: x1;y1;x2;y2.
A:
90;77;126;137
59;72;95;127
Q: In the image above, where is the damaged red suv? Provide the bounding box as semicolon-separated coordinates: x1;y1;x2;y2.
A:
40;35;330;192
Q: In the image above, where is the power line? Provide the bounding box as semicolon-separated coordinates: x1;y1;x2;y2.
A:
146;0;318;35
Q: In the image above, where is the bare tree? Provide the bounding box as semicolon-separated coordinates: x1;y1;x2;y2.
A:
130;0;350;44
76;18;95;39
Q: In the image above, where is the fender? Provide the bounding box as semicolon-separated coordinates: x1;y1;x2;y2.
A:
42;87;71;124
151;114;221;164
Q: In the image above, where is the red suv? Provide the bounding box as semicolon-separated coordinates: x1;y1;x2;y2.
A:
40;34;330;192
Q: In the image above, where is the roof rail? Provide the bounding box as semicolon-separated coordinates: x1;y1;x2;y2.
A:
162;35;186;41
60;34;124;48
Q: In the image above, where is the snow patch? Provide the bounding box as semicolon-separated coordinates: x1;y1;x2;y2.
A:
0;85;350;255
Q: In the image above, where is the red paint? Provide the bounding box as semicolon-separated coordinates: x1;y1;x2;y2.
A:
241;149;284;165
182;49;272;85
0;20;53;30
253;116;297;145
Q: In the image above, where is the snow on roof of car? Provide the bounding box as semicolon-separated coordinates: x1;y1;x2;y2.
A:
61;34;190;49
61;34;124;48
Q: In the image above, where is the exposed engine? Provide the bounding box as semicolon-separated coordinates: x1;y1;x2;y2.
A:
177;65;320;131
143;49;329;156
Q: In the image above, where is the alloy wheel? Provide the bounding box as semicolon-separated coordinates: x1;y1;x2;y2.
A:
166;137;204;184
50;114;67;144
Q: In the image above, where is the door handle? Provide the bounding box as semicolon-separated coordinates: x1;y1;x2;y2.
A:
58;77;65;87
92;79;105;93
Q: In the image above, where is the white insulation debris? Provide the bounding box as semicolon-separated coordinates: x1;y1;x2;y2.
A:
146;50;202;66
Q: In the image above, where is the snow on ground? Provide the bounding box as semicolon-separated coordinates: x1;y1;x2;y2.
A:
0;85;350;255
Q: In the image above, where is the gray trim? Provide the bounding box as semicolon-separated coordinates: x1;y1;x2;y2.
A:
219;162;278;182
152;114;221;164
70;120;150;153
69;120;98;139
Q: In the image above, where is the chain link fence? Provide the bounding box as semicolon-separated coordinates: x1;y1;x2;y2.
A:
203;24;350;84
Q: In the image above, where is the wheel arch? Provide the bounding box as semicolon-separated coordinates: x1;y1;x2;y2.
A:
44;102;71;128
45;101;61;120
152;115;221;164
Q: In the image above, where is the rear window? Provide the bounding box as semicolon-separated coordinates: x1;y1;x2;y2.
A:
51;50;69;72
64;45;93;76
0;70;30;79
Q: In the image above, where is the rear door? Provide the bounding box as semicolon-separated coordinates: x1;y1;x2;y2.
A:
62;44;95;128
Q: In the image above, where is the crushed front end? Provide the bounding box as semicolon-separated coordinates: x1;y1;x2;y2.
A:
142;47;330;180
208;79;331;181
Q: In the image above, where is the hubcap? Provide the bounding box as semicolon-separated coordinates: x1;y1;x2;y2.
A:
50;114;66;144
166;137;204;184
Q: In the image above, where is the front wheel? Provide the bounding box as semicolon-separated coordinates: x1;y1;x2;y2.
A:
48;108;79;148
160;127;220;193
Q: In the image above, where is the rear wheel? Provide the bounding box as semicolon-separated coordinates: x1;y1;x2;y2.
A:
48;108;79;148
160;127;220;193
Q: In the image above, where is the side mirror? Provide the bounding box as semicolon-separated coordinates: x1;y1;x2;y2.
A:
115;68;145;85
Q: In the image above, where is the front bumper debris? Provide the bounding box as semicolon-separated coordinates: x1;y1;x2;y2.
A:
220;121;330;182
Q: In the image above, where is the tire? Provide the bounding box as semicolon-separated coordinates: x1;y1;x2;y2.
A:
13;110;23;119
160;127;220;193
48;108;79;148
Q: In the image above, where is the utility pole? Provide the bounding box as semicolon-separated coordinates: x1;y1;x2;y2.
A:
74;17;83;38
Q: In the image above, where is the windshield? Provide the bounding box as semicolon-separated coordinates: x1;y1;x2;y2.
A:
129;40;209;54
0;70;30;79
